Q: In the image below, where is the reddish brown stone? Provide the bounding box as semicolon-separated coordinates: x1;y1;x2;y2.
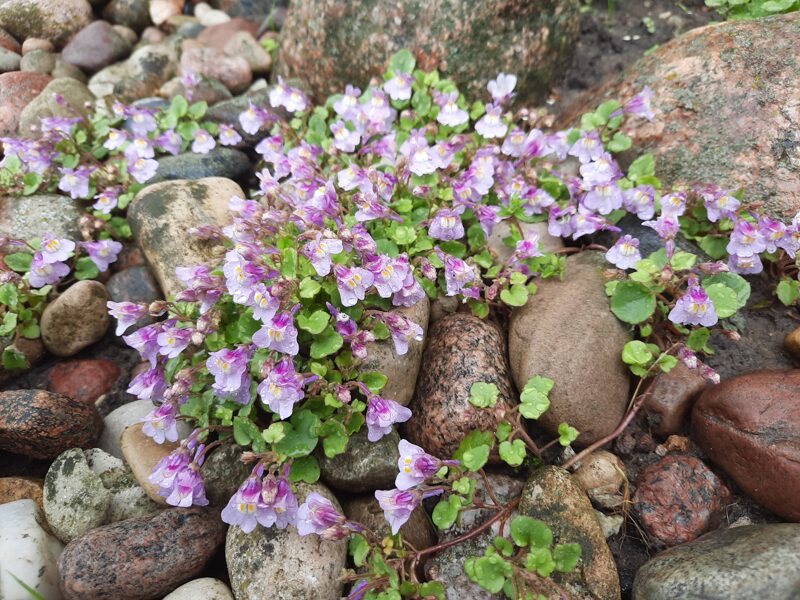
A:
0;71;51;135
692;370;800;521
196;18;258;52
633;455;730;548
58;507;226;600
0;390;103;459
405;313;514;461
180;45;252;94
49;359;121;405
645;362;708;436
0;28;20;53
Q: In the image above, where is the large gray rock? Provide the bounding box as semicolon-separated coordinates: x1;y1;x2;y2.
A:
0;194;82;241
152;149;251;183
225;483;347;600
128;177;240;298
62;20;132;73
509;252;631;446
98;400;155;459
276;0;580;104
318;427;400;493
103;0;152;31
18;77;94;135
83;448;161;523
633;524;800;600
40;280;110;357
201;443;251;506
89;41;178;102
0;0;92;48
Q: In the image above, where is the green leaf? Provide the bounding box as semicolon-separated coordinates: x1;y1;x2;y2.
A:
388;49;416;74
299;277;321;299
274;410;320;457
702;272;750;309
297;310;330;334
498;439;526;467
349;534;370;567
511;516;553;549
499;284;528;307
670;251;697;271
704;283;738;319
610;281;656;324
0;283;18;307
763;0;796;11
4;253;32;273
495;421;512;442
262;422;285;443
526;547;556;578
453;430;494;462
2;346;28;370
558;422;579;446
469;382;499;408
0;311;17;336
288;456;320;483
280;247;297;279
305;114;327;145
608;132;632;152
411;90;432;117
432;494;462;530
698;235;728;260
310;327;344;359
452;476;473;495
464;555;511;594
656;353;678;373
187;100;207;120
74;256;100;280
7;573;46;600
361;371;388;393
627;154;655;181
233;416;260;446
22;172;42;195
519;386;550;420
621;340;654;367
686;327;710;352
462;445;490;472
777;278;800;306
553;543;582;572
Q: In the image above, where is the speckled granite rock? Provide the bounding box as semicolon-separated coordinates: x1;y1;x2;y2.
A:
40;280;110;357
519;466;621;600
84;448;162;522
0;0;92;48
319;427;400;493
128;177;239;298
58;507;226;600
0;390;103;458
633;524;800;600
559;12;800;219
152;148;251;183
201;443;251;506
226;483;347;600
276;0;580;104
360;297;429;407
633;455;730;548
0;71;51;135
405;313;514;461
0;194;81;240
509;252;631;446
692;370;800;521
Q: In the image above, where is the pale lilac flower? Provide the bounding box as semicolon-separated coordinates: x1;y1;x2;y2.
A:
513;236;543;261
126;136;154;160
580;154;622;187
543;130;571;160
108;301;148;336
379;310;423;356
123;323;161;365
249;283;280;323
669;282;718;327
333;85;361;119
128;109;157;136
474;204;501;237
223;252;265;304
384;72;413;101
660;192;687;218
191;129;215;154
238;102;271;135
365;255;409;298
777;213;800;258
269;77;308;113
395;439;441;489
703;191;740;223
428;207;465;241
148;445;192;494
605;235;641;269
643;216;679;243
156;129;182;156
252;312;299;356
583;184;623;215
365;396;412;442
759;216;786;254
571;206;607;239
82;239;122;272
103;128;128;151
334;265;374;307
501;129;527;157
727;219;766;258
569;131;604;164
221;474;274;533
156;322;192;359
442;254;475;296
93;188;119;214
548;205;576;239
392;271;426;307
28;252;69;288
165;465;208;507
296;492;347;538
374;488;420;534
257;358;305;419
363;89;394;126
337;164;365;191
141;403;179;444
129;157;159;183
623;186;656;220
259;472;298;529
218;123;243;146
475;103;507;139
303;232;344;277
127;367;167;401
40;234;75;264
524;188;556;215
207;346;251;392
58;167;90;199
330;120;360;152
435;91;468;127
487;73;517;103
728;253;763;275
624;86;654;121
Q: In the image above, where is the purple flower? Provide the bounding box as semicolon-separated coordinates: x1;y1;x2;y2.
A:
668;282;718;327
303;232;343;277
249;283;279;323
127;366;167;401
624;86;654;121
107;301;148;335
643;216;679;242
728;253;763;275
513;236;543;261
124;323;161;365
128;109;157;136
81;239;122;272
191;129;216;154
777;214;800;258
126;136;154;161
435;91;468;127
221;474;273;533
103;128;128;151
269;77;308;113
623;186;656;220
330;120;360;152
223;252;266;304
428;208;465;241
605;235;641;269
218;123;243;147
165;465;208;507
703;191;740;223
141;402;179;444
501;129;527;157
442;254;475;297
384;72;413;102
334;265;374;307
759;216;786;254
206;346;252;392
156;322;192;359
296;492;347;538
726;219;766;258
395;439;441;490
129;157;159;183
156;129;182;156
583;184;623;215
28;252;69;288
238;102;271;135
374;488;420;534
365;396;412;442
580;154;622;187
380;311;424;356
548;205;576;239
571;206;607;239
660;192;687;218
58;167;91;199
252;312;299;355
40;234;75;264
475;103;507;139
392;271;426;307
487;73;517;103
148;445;192;493
365;255;409;298
260;472;298;529
257;358;305;420
93;188;119;214
333;85;361;119
569;131;604;164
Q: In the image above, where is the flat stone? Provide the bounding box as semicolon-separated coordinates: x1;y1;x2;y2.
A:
0;193;81;240
633;524;800;600
164;578;234;600
40;280;110;357
120;422;180;504
644;361;708;436
98;400;155;459
0;476;44;510
49;359;121;405
152;148;251;183
319;427;400;493
0;0;92;48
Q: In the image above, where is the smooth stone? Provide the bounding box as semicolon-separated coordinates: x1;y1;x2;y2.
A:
128;177;241;298
0;389;103;459
342;495;435;550
595;511;624;539
0;27;20;53
106;265;162;332
152;148;251;183
84;447;162;522
692;369;800;521
62;20;132;73
19;49;56;74
786;326;800;356
52;58;88;83
488;220;564;263
49;359;121;405
0;499;63;600
509;251;631;446
159;75;233;106
113;24;139;45
208;0;281;21
98;400;155;459
120;422;181;504
572;450;626;509
519;466;621;600
276;0;579;104
103;0;152;31
0;47;21;72
633;524;800;600
150;0;183;26
21;38;53;54
40;280;109;357
226;483;347;600
88;41;178;102
406;313;515;461
0;193;81;240
18;77;94;135
224;30;272;74
180;44;252;94
0;476;44;509
0;0;92;48
58;507;226;600
205;89;271;146
43;448;111;542
644;361;708;436
633;455;730;548
200;443;250;506
359;297;429;407
163;578;234;600
194;2;231;26
318;427;400;493
0;71;51;135
197;18;258;52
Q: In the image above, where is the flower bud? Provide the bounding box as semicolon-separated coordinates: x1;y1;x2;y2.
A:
148;301;168;315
